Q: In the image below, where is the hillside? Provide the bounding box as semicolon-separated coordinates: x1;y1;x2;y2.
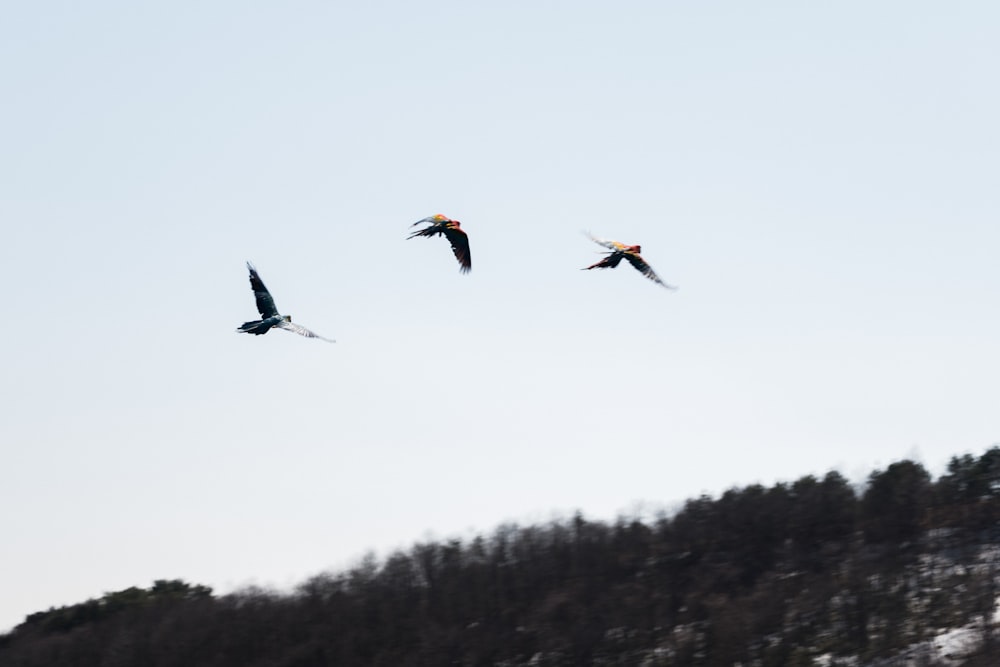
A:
3;448;1000;666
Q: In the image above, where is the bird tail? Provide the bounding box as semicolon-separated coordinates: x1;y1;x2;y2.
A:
583;254;622;271
407;226;440;240
237;320;270;335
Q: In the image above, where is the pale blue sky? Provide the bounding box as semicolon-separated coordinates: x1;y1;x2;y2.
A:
2;1;999;632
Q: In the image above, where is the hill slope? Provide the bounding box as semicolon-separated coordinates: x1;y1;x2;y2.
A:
3;449;1000;666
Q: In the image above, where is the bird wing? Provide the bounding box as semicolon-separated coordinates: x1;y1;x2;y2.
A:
586;232;627;253
410;214;447;227
443;226;471;273
246;262;280;318
275;320;335;342
624;252;676;289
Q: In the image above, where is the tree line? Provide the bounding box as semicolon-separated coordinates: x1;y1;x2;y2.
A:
3;447;1000;666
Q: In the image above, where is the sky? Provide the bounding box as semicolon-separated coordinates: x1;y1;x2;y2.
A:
1;0;998;632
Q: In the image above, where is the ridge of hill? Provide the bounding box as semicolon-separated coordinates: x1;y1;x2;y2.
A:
3;448;1000;666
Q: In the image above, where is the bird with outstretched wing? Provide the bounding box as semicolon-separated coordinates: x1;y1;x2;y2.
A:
582;233;676;289
407;214;471;273
236;262;335;342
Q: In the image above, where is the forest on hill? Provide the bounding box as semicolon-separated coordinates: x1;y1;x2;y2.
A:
3;448;1000;666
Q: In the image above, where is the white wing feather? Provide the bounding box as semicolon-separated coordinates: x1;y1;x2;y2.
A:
275;320;336;342
585;231;622;252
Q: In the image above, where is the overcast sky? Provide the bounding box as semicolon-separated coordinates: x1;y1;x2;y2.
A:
2;0;998;632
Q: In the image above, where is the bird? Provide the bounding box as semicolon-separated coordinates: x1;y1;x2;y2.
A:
582;233;676;289
236;262;335;342
407;214;471;273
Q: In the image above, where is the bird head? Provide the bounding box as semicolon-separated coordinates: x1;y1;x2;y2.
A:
432;213;460;227
283;315;292;322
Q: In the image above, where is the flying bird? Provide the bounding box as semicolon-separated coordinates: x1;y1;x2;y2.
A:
582;233;676;289
407;214;471;273
237;262;335;342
